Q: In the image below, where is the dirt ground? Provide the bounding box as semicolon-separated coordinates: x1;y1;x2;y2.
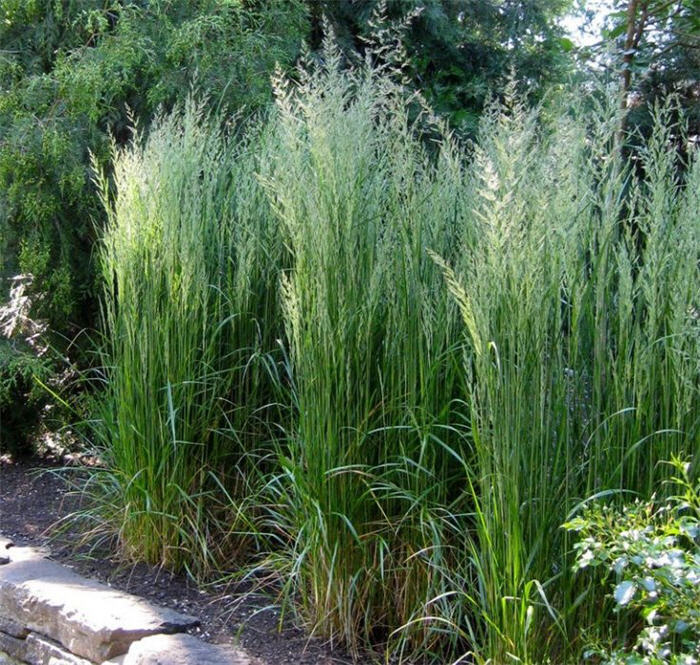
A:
0;457;363;665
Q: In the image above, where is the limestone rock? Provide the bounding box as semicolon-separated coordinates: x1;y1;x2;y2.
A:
99;656;126;665
119;634;254;665
0;618;27;639
25;633;94;665
0;632;25;661
0;549;197;663
0;649;24;665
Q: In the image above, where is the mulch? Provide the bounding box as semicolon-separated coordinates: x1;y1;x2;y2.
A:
0;456;361;665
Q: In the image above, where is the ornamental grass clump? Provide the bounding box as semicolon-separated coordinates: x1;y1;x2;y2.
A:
258;44;469;658
91;100;283;576
85;44;699;665
435;93;699;664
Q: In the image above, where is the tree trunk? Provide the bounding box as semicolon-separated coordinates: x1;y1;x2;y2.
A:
618;0;649;145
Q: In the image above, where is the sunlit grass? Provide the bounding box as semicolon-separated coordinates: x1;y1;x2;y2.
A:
435;93;699;664
85;49;698;664
253;45;469;658
89;100;283;577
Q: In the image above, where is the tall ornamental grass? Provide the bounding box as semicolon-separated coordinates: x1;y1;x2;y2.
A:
88;44;698;665
91;100;282;576
257;57;697;661
258;46;469;658
436;93;699;663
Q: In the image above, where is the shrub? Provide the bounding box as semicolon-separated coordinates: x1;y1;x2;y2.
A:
0;339;54;456
565;458;699;665
0;275;58;456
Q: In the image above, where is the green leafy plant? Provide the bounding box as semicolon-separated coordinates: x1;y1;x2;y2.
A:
0;275;61;456
0;339;54;456
565;458;700;665
307;0;576;135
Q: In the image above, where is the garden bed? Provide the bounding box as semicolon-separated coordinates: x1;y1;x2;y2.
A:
0;457;356;665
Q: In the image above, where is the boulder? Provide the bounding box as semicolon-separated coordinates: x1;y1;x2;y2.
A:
0;619;27;639
118;634;254;665
0;547;197;663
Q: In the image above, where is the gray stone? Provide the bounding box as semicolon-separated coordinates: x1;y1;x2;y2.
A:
0;649;24;665
25;633;93;665
0;539;11;567
0;618;27;639
121;634;253;665
0;632;25;661
99;657;126;665
0;547;197;662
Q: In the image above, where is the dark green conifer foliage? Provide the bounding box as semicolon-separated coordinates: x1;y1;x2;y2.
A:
0;0;308;329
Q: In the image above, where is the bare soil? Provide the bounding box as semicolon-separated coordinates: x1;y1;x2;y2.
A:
0;457;363;665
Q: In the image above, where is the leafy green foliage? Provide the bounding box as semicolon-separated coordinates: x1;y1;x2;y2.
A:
309;0;575;133
0;0;308;330
0;338;54;456
566;458;700;665
0;275;62;456
581;0;700;138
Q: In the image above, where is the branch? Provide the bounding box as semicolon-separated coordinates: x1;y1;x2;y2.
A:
632;2;650;51
622;0;639;94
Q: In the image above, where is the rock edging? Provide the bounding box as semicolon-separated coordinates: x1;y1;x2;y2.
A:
0;536;254;665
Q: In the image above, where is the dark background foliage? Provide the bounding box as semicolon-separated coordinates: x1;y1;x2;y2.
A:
0;0;308;330
312;0;575;130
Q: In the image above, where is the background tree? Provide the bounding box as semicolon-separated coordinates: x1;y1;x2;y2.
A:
0;0;308;330
307;0;576;133
600;0;699;136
